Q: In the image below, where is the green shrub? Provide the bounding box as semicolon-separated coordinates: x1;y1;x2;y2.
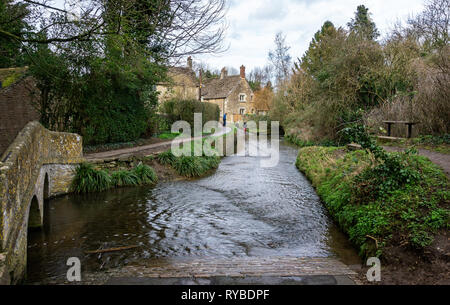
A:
173;156;204;177
72;163;111;193
157;150;177;166
111;170;140;187
160;98;220;131
172;155;220;178
133;164;158;185
296;146;449;258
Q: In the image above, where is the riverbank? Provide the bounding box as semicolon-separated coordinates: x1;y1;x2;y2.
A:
74;128;236;193
295;146;449;285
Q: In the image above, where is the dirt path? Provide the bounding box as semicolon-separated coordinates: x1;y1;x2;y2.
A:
383;146;450;178
85;127;232;161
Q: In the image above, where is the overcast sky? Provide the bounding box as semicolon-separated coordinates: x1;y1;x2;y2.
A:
196;0;426;72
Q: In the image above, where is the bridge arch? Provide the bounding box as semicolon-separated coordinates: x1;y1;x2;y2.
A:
28;196;42;230
44;173;50;200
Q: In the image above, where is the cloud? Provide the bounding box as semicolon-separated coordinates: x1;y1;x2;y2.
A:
197;0;425;72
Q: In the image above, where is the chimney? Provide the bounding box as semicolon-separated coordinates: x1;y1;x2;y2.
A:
240;65;246;79
187;56;193;70
220;67;228;80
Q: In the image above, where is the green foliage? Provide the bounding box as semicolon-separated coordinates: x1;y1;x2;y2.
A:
0;0;28;68
22;3;167;144
157;150;177;166
273;3;449;143
146;111;171;136
158;132;181;140
110;164;158;187
82;85;150;145
161;98;220;130
296;146;449;258
72;163;111;193
72;163;158;193
341;122;421;201
111;170;140;187
347;5;380;40
133;164;158;185
172;156;203;177
77;51;161;145
413;134;450;146
172;155;220;178
135;163;158;184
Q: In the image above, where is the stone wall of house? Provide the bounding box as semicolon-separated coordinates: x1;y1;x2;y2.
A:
157;72;199;103
0;77;40;156
0;121;83;284
227;78;255;123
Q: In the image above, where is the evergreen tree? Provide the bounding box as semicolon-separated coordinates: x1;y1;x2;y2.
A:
0;0;29;68
300;21;338;78
347;5;380;40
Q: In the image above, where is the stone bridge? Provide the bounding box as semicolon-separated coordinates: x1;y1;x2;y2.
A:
0;121;83;284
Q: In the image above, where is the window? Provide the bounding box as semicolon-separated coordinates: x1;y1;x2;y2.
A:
239;94;246;102
239;108;245;115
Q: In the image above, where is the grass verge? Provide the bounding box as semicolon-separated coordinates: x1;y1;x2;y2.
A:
296;146;449;259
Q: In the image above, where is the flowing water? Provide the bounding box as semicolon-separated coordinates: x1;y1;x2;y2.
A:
26;139;360;283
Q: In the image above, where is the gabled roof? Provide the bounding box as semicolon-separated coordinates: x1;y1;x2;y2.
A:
201;75;242;99
168;66;197;81
158;66;198;87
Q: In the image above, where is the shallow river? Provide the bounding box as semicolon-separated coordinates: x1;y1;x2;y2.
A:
27;139;360;283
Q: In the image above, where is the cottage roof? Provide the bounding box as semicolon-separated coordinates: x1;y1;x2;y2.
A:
168;66;197;80
168;66;198;85
201;75;242;99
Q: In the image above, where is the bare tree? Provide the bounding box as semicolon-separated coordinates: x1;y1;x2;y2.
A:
162;0;228;60
408;0;449;47
268;32;292;87
248;65;273;89
1;0;228;59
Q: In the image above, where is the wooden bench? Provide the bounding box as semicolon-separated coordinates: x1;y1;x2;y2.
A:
383;121;419;139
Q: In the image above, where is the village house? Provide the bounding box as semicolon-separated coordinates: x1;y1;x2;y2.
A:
156;57;199;103
201;65;255;123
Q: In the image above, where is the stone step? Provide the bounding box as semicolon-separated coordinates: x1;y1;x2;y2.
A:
36;257;362;285
73;257;362;285
116;257;357;278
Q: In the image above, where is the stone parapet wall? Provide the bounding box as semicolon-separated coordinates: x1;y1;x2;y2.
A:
0;121;83;283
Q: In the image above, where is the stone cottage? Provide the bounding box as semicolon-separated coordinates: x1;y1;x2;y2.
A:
201;65;255;123
156;57;199;103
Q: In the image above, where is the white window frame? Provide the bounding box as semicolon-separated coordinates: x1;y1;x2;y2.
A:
239;108;246;115
239;93;247;102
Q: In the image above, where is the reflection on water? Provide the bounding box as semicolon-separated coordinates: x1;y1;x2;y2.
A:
27;139;360;283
